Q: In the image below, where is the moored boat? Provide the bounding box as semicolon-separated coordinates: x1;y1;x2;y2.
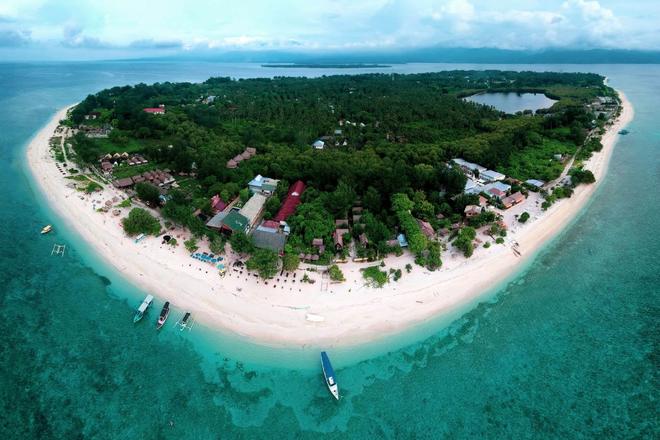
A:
321;351;339;400
133;294;154;323
156;301;170;329
178;312;192;331
41;225;52;234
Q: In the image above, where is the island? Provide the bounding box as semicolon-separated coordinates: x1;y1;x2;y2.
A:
27;71;633;347
261;63;392;68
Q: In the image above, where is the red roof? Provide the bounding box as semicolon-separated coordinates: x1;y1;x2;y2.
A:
261;220;280;229
273;180;305;222
211;194;226;213
143;108;165;114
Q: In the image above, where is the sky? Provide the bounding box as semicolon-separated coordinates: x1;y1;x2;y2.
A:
0;0;658;60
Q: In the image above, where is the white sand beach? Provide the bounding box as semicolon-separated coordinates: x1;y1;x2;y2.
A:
26;92;633;347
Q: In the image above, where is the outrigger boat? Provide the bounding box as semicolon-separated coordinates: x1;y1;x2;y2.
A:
41;225;52;234
133;294;154;323
175;312;194;331
321;351;340;400
156;301;170;330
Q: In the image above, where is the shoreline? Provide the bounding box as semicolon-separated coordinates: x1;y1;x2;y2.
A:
26;92;634;348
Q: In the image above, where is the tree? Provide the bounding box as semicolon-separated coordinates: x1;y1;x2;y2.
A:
209;235;225;254
426;242;442;271
518;212;530;223
363;266;388;288
282;253;300;271
246;249;279;279
121;208;161;236
454;227;476;258
135;182;161;206
328;265;345;282
184;238;199;252
230;231;253;254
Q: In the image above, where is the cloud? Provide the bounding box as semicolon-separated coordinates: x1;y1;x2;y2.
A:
0;28;31;47
128;39;183;49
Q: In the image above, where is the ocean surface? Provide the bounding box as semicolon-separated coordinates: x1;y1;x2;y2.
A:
0;62;657;439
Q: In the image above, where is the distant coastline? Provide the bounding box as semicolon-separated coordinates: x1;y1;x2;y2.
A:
261;63;392;69
25;90;633;348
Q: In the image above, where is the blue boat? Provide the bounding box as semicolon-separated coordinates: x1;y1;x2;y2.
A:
321;351;339;400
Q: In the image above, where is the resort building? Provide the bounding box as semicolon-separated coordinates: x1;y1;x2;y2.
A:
238;193;268;232
207;192;268;235
210;194;226;213
248;175;279;195
273;180;305;222
481;169;506;182
484;182;512;200
525;179;545;189
143;107;165;115
452;158;487;176
312;140;325;149
501;191;526;209
333;228;350;251
464;205;482;218
417;219;435;239
252;220;287;253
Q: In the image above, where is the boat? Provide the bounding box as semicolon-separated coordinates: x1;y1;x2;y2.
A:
321;351;339;400
306;313;325;322
177;312;193;331
156;301;170;330
41;225;52;234
133;294;154;323
618;129;629;135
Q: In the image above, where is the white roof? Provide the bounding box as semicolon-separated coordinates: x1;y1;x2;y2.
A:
484;181;511;193
239;193;268;223
525;179;545;188
481;169;506;181
452;158;487;173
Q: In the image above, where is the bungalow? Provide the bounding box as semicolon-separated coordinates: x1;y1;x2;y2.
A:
464;205;481;218
248;175;279;195
335;219;349;227
210;194;226;213
501;191;526;209
312;238;325;254
226;159;238;169
333;228;350;251
478;195;488;207
113;177;134;189
100;161;113;173
417;219;435;239
481;169;506;182
312;140;325;149
397;233;409;248
484;182;511;200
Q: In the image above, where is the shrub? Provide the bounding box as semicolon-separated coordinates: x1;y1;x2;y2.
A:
484;241;491;248
135;182;161;205
122;208;161;236
328;265;345;282
496;237;505;244
184;238;198;252
518;212;530;223
282;253;300;271
363;266;388;288
246;249;279;279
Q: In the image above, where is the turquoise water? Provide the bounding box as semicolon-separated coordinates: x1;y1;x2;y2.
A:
0;62;658;438
466;92;558;113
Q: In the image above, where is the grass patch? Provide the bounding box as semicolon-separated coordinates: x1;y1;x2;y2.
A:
502;137;576;181
111;163;160;179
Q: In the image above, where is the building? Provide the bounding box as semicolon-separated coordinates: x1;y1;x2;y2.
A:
484;182;511;200
481;169;506;182
143;107;165;115
312;140;325;149
112;177;134;188
525;179;545;189
452;158;487;175
273;180;305;222
238;193;268;232
248;175;279;195
252;221;287;253
210;195;226;213
417;220;435;239
501;191;526;209
464;178;482;195
333;228;350;251
221;211;250;234
464;205;481;218
397;233;409;248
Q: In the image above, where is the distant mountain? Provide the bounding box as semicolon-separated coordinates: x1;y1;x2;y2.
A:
143;47;660;64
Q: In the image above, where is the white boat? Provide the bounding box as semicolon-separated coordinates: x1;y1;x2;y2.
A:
321;351;339;400
133;294;154;323
41;225;52;234
306;313;325;322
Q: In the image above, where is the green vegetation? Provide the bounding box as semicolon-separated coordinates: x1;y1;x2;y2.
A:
570;168;596;185
246;249;279;279
84;181;102;193
116;198;132;208
282;253;300;272
68;70;615;268
518;212;530;223
209;235;225;254
363;265;388;288
135;182;161;205
454;227;476;258
122;208;161;236
184;238;198;252
328;265;345;282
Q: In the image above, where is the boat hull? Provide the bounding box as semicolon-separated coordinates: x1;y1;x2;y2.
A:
321;351;340;400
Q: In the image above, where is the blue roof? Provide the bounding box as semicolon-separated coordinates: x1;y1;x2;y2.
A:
397;233;409;247
525;179;545;188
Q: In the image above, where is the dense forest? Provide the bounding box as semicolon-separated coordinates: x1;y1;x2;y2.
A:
67;70;615;272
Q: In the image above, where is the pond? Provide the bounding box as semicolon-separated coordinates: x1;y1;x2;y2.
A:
465;92;558;114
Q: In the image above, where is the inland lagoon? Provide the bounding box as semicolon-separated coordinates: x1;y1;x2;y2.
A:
466;91;558;113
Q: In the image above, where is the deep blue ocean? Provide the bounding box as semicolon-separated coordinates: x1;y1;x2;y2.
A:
0;62;657;439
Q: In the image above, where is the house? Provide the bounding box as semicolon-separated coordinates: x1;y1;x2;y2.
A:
333;228;349;251
464;178;482;195
101;161;113;173
143;107;165;115
210;195;226;213
417;220;435;239
273;180;305;222
252;221;287;253
464;205;481;218
248;175;279;195
478;195;488;207
397;233;409;248
484;182;511;200
226;159;238;169
452;158;487;175
112;177;134;189
481;169;506;182
312;140;325;149
238;193;268;232
525;179;545;189
221;210;250;234
312;238;325;254
501;191;526;209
